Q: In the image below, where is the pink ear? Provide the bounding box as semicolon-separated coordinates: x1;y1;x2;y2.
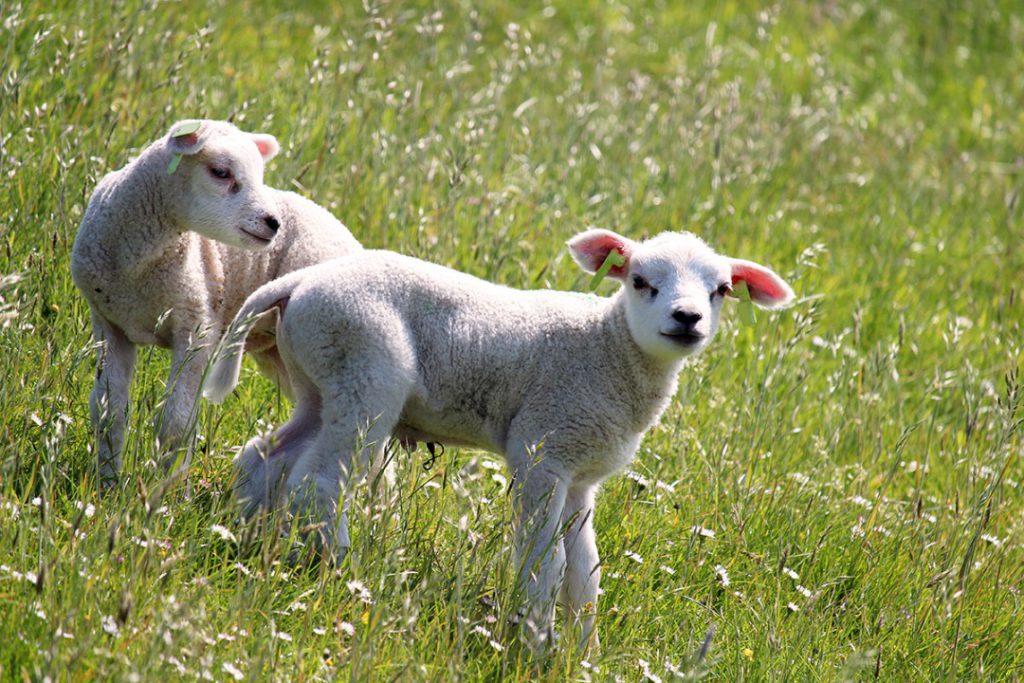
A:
567;229;635;279
250;134;280;162
729;258;795;309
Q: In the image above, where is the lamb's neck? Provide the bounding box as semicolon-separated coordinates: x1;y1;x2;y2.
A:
598;293;684;429
103;145;187;271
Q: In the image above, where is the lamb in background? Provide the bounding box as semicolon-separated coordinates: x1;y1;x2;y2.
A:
204;228;795;652
71;119;360;490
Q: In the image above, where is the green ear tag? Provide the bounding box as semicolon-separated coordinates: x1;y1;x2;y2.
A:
166;153;182;175
733;280;757;325
589;250;626;291
171;120;201;137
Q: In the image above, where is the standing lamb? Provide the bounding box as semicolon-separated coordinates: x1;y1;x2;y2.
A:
71;119;361;490
203;229;794;652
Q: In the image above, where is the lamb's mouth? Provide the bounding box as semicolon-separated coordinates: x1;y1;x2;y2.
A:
241;227;274;244
661;331;705;346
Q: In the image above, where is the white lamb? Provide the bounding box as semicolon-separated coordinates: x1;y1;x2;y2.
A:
203;229;794;651
71;119;360;489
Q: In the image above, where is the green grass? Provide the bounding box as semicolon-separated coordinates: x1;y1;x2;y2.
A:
2;0;1022;679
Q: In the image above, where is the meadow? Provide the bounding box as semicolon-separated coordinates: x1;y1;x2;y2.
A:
1;0;1022;679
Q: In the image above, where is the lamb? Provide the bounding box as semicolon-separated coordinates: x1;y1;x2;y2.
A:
71;119;360;490
203;228;794;652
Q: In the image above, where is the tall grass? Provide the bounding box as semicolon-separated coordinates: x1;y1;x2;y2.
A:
1;0;1021;679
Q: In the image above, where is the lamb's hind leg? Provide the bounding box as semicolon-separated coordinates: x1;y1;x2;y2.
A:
233;389;321;519
284;374;411;565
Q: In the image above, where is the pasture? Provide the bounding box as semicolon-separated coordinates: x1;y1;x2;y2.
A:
1;0;1021;679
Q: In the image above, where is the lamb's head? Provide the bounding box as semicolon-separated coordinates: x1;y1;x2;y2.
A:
163;119;282;250
568;229;795;361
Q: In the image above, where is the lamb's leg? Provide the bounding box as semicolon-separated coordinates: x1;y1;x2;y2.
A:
88;315;136;492
284;379;407;565
559;484;601;655
510;456;569;654
233;389;321;517
156;338;212;479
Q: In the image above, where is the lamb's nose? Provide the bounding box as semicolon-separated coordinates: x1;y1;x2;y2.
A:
263;215;280;232
672;310;702;326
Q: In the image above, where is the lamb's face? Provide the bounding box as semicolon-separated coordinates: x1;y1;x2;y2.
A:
166;120;282;250
567;228;796;363
622;233;731;361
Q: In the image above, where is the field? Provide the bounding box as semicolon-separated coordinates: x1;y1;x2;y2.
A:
2;0;1023;679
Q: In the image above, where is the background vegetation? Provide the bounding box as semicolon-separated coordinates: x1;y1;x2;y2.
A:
1;0;1022;679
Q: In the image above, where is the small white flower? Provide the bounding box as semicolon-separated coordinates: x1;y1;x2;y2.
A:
980;534;1003;548
313;627;326;636
74;501;96;518
338;621;355;637
211;525;237;543
787;602;800;612
795;584;812;598
102;615;119;636
714;564;730;587
851;495;873;509
782;567;799;580
659;565;676;576
346;580;373;604
488;639;505;652
624;550;643;564
472;625;492;638
691;525;716;539
222;662;244;681
274;631;293;642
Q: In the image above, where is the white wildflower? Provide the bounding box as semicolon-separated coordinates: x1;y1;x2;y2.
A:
851;495;872;509
782;567;799;580
488;639;505;652
624;550;643;564
795;584;812;598
222;662;244;681
691;525;716;539
981;534;1003;548
101;615;119;636
274;631;293;642
346;580;373;604
659;565;676;576
338;621;355;637
714;564;730;587
211;525;237;543
74;501;96;518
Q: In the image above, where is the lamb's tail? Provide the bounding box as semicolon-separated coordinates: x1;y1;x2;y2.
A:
202;273;302;404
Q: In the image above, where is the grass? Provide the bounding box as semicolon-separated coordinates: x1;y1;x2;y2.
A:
2;0;1022;679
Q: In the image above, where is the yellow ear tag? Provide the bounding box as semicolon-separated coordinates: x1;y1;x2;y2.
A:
589;250;626;291
167;121;201;175
733;280;757;325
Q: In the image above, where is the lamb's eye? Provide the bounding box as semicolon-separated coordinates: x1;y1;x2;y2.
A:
633;275;658;298
209;166;232;180
712;282;732;300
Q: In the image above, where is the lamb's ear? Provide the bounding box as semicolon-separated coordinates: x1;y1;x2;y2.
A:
728;258;795;309
166;120;207;155
567;229;636;280
249;133;280;162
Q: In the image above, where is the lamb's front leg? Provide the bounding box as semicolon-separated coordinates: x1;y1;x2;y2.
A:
559;484;601;655
511;459;569;655
156;337;213;479
89;316;137;491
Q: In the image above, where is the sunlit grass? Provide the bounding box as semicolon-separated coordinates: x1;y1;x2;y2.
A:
1;0;1022;680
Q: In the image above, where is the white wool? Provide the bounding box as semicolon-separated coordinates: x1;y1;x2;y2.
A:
206;228;794;653
71;119;360;487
